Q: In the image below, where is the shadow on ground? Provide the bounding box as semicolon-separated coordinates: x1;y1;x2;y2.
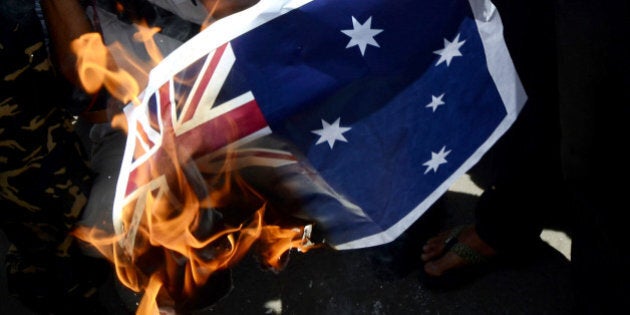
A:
198;191;574;315
2;191;574;314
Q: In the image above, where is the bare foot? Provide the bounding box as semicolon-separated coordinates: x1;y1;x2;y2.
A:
421;225;496;277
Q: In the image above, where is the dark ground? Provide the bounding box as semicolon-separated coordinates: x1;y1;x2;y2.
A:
1;191;574;314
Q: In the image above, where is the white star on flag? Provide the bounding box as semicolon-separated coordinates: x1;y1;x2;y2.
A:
433;33;466;66
341;16;383;56
426;93;446;112
312;117;352;149
422;146;452;174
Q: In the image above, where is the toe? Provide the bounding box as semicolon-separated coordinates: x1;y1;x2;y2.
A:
420;229;454;261
421;242;443;262
423;251;465;277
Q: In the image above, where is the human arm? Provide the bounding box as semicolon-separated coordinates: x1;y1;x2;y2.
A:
39;0;94;87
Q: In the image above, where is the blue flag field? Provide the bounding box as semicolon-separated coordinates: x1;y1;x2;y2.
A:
113;0;526;250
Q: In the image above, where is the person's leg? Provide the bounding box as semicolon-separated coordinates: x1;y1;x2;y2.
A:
421;0;564;276
471;0;566;249
556;0;630;312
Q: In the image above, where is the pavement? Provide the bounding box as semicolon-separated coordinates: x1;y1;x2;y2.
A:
1;175;575;314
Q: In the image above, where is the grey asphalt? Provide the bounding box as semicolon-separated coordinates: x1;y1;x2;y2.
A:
1;178;574;314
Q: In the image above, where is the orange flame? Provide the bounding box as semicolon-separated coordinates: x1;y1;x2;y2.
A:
71;13;317;315
71;32;140;105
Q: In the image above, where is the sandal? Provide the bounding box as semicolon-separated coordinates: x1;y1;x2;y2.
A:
419;225;497;288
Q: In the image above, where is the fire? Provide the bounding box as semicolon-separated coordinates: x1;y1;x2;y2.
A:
71;32;140;106
70;11;317;315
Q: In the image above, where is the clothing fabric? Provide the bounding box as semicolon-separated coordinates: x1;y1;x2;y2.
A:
468;0;630;312
555;1;630;313
468;0;566;253
0;1;102;311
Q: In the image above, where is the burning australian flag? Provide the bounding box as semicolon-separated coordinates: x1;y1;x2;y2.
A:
113;0;526;251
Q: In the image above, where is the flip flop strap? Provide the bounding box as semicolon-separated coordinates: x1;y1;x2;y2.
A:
451;242;489;265
443;225;466;251
442;225;489;264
